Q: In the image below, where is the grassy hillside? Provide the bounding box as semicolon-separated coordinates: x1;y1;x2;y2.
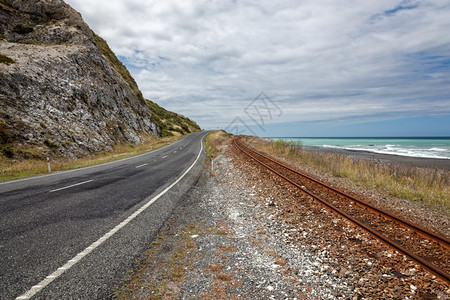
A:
146;100;201;137
94;33;201;137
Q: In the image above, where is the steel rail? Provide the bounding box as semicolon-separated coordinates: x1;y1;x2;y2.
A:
234;138;450;284
235;138;450;248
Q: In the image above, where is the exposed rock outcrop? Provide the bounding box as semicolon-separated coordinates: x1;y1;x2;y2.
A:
0;0;160;158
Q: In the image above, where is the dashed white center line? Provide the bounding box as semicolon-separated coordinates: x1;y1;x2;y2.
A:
174;151;177;153
49;180;93;193
135;163;148;168
162;155;168;158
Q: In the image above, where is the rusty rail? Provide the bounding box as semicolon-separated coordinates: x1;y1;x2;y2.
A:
233;138;450;284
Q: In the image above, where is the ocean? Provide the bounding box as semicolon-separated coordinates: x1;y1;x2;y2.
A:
274;137;450;160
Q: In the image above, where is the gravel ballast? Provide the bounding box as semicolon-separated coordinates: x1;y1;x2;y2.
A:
116;141;450;299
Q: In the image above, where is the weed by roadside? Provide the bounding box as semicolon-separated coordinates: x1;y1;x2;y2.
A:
114;222;204;299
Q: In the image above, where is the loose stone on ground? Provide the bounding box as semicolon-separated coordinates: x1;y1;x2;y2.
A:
115;142;449;299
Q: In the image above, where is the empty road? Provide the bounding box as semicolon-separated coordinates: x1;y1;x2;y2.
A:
0;131;208;299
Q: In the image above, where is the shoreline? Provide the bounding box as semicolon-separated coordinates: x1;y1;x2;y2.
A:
303;145;450;171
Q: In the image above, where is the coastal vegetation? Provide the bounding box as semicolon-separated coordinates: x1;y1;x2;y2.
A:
145;100;201;137
250;139;449;210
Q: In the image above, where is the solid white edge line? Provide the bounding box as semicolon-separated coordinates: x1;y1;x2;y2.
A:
49;180;93;193
15;133;206;300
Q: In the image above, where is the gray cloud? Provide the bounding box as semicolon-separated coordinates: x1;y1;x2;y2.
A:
66;0;450;130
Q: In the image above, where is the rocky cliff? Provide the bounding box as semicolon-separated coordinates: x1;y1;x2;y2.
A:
0;0;180;159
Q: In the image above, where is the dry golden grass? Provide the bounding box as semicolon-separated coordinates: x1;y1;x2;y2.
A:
249;138;450;210
274;259;288;266
264;249;279;258
248;236;263;246
0;135;180;182
218;245;236;252
216;273;232;281
209;263;225;272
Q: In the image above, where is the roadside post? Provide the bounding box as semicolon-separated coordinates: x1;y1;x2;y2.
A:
210;147;214;171
46;156;51;173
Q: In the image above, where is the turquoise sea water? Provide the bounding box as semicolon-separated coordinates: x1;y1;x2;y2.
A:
274;137;450;160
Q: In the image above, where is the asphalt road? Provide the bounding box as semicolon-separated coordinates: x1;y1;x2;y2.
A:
0;131;209;299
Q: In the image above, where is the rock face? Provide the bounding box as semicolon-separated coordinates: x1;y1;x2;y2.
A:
0;0;160;158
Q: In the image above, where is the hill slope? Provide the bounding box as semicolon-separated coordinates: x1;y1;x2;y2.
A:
0;0;199;159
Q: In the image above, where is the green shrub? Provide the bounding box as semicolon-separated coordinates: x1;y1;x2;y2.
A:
0;53;15;65
0;146;13;158
43;138;59;149
0;129;9;145
145;99;200;136
0;122;13;158
161;129;174;137
181;123;190;133
12;24;33;34
16;148;44;159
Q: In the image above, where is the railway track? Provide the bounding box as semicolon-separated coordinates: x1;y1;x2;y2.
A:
233;138;450;284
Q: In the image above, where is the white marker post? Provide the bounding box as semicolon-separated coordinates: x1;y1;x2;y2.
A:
47;157;51;173
209;147;214;171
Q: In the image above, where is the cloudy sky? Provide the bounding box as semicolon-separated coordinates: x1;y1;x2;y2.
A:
65;0;450;137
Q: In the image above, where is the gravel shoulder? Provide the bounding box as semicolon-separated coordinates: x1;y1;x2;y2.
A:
115;141;450;299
